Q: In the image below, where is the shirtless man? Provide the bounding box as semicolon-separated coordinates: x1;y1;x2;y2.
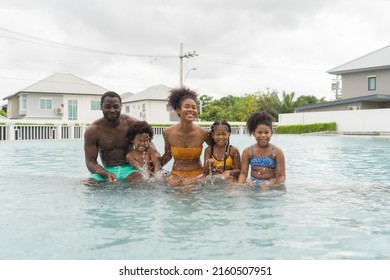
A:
84;91;144;184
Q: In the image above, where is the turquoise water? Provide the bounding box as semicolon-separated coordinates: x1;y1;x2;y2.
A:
0;135;389;260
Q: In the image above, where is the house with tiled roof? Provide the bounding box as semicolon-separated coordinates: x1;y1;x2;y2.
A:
3;73;109;123
122;84;179;123
295;45;390;113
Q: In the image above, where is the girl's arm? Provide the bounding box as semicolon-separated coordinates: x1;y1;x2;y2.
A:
226;146;241;178
238;147;250;183
126;151;141;168
274;147;286;185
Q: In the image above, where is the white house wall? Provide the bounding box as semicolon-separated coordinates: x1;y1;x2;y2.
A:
149;100;170;123
27;93;64;119
125;101;144;120
124;100;171;124
279;108;390;133
6;98;18;119
63;94;102;124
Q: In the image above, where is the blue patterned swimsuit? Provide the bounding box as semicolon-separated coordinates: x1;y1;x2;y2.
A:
249;145;276;182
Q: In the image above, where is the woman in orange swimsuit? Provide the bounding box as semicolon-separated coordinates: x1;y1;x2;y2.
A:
203;120;241;181
161;87;211;186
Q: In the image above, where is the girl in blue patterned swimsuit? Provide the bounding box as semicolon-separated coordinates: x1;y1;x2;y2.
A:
238;111;286;186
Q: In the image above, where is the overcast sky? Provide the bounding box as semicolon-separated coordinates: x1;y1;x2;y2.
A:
1;0;389;102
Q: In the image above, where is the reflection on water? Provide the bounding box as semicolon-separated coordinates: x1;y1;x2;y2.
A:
0;135;389;259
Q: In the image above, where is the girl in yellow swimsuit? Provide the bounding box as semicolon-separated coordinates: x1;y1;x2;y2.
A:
203;120;241;181
160;87;211;187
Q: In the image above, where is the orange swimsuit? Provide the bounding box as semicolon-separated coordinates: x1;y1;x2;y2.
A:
170;146;203;178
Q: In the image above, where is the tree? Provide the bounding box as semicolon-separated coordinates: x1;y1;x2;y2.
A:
199;105;227;121
256;89;281;121
0;109;7;118
280;91;296;114
199;94;213;107
294;95;325;108
199;90;329;122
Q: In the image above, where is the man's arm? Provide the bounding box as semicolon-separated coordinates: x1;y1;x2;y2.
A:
84;126;116;181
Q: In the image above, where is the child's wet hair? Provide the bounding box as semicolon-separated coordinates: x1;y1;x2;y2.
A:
128;121;154;142
246;111;273;134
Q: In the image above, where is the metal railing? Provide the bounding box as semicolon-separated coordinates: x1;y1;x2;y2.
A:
0;123;248;141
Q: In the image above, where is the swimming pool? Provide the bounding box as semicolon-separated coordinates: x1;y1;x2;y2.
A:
0;134;389;260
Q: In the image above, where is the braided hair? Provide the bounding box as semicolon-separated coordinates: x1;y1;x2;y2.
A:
209;120;232;173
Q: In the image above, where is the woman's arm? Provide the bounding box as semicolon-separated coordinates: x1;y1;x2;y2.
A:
160;130;172;167
203;127;212;146
203;146;213;176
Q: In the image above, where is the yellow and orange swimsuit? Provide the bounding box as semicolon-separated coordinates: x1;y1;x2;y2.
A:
211;154;234;169
170;146;203;178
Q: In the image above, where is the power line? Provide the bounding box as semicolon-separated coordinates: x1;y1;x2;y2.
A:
1;27;269;68
198;55;266;69
0;27;176;58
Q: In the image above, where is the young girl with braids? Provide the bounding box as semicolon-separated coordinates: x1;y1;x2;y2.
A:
203;120;241;181
238;111;286;187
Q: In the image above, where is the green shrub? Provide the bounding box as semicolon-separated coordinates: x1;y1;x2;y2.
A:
276;122;336;134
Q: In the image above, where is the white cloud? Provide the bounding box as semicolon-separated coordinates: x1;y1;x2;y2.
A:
1;0;390;103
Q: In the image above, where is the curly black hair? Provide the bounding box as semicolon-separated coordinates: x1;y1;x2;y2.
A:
128;121;154;142
168;87;198;111
246;111;273;134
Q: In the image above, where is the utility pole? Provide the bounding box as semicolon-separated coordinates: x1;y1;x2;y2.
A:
179;43;198;87
332;75;342;100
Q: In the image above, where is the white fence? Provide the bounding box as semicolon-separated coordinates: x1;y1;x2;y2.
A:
279;108;390;135
0;124;85;141
0;122;248;141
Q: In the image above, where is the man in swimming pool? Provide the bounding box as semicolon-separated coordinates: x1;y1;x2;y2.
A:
84;91;155;184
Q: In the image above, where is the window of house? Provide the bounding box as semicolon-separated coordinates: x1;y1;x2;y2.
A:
142;103;146;112
19;95;27;110
40;98;52;110
91;101;100;110
68;100;78;120
126;105;130;113
368;76;376;91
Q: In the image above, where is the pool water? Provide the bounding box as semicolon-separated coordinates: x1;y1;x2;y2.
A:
0;135;389;259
